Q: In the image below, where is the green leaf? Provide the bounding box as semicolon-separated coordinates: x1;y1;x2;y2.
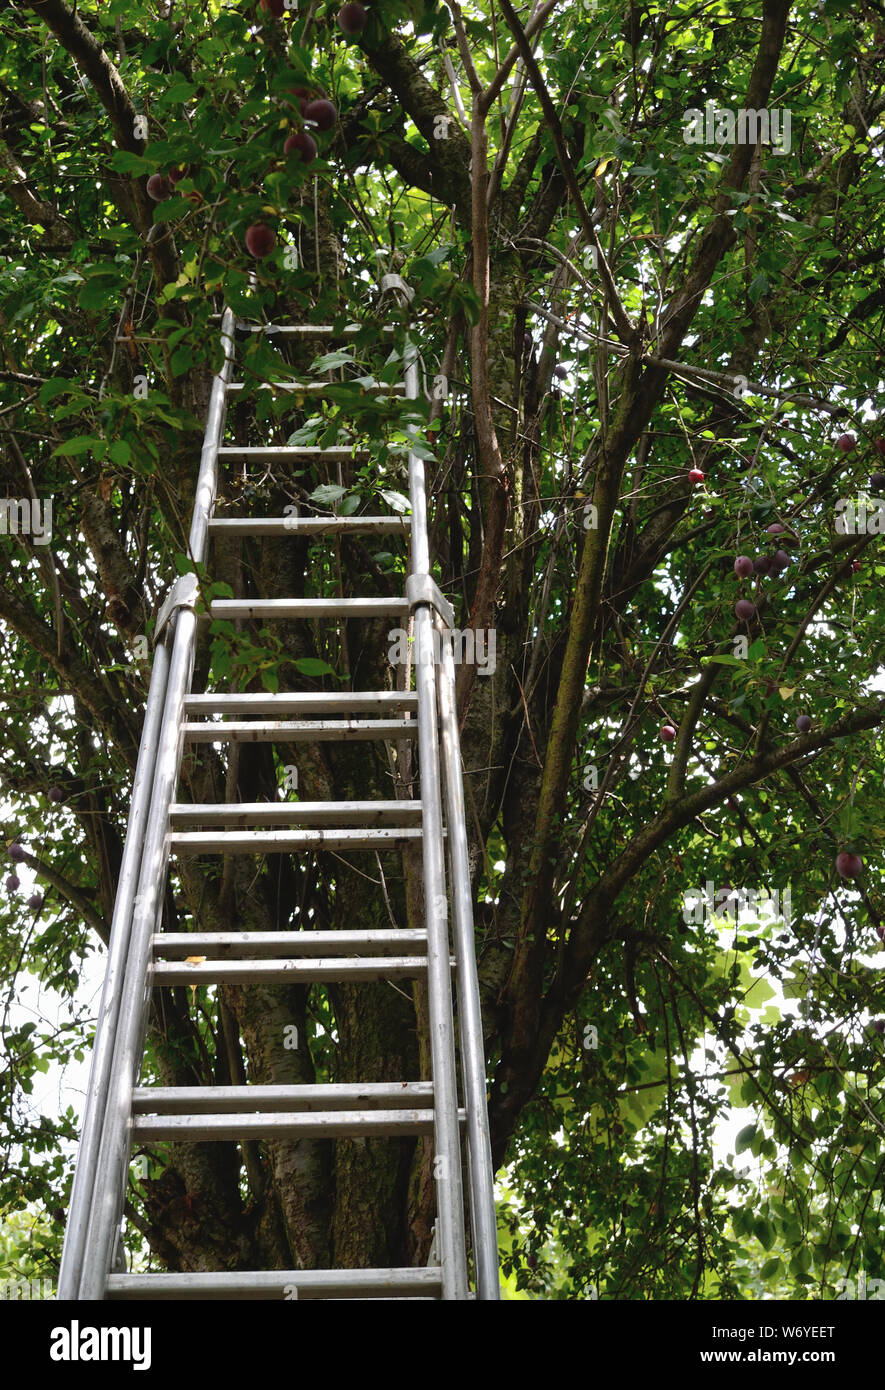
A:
107;439;132;466
379;489;411;514
51;437;99;458
294;657;336;678
735;1123;757;1155
309;484;347;506
311;349;356;371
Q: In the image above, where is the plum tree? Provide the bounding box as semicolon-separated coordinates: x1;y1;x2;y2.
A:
4;0;885;1306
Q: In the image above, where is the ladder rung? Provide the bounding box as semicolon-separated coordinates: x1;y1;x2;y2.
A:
106;1268;442;1300
216;447;370;464
131;1108;446;1141
132;1083;433;1114
181;719;417;743
151;955;435;984
206;598;409;620
184;692;417;713
151;929;428;958
226;381;406;395
169;828;425;854
169;801;422;827
169;799;421;826
232;323;396;338
208;516;408;535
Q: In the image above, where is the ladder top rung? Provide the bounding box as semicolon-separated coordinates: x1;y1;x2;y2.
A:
226;381;406;395
232;323;396;337
208;516;409;534
216;447;370;462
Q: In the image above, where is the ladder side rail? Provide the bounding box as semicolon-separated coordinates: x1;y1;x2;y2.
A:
435;619;501;1300
57;636;173;1298
76;308;237;1299
404;338;467;1299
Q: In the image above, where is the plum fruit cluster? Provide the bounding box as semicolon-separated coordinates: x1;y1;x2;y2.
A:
143;3;353;258
5;840;42;910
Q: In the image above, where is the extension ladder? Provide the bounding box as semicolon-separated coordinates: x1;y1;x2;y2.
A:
58;301;499;1301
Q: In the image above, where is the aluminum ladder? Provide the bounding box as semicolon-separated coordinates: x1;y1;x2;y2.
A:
57;304;499;1301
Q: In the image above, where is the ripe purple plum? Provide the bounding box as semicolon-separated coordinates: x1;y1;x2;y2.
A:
338;2;367;34
284;130;318;162
753;555;772;575
734;555;753;578
735;599;756;620
48;786;63;803
6;874;20;892
244;223;276;258
836;433;856;453
303;99;337;131
660;724;677;742
27;892;43;912
836;851;863;879
8;842;25;862
795;714;811;732
146;173;173;202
